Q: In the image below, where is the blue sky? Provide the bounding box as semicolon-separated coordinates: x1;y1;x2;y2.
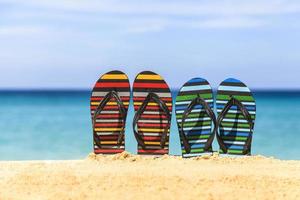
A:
0;0;300;89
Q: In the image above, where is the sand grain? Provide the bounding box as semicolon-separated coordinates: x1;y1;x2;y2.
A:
0;152;299;200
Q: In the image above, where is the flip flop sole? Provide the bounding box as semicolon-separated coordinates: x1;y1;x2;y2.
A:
90;70;130;154
175;78;214;158
216;78;256;155
133;71;172;155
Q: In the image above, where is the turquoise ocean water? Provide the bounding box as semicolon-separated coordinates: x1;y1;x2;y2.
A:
0;90;299;160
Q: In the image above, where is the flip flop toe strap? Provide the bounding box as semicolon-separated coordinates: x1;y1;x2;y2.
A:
216;96;254;155
180;96;217;154
93;91;127;148
133;92;171;149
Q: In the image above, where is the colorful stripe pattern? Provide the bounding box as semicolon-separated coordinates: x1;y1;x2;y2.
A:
175;78;214;158
90;70;130;154
216;78;256;155
133;71;172;155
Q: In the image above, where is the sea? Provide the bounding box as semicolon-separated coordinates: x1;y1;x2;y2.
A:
0;90;299;160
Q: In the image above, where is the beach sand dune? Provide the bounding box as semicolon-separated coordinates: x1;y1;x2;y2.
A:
0;152;299;200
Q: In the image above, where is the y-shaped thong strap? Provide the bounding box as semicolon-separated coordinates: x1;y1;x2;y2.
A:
216;96;254;155
133;92;171;149
180;96;217;154
93;90;127;148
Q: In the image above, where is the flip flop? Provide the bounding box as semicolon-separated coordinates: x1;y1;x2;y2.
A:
90;70;130;154
132;71;172;155
216;78;256;155
175;78;216;158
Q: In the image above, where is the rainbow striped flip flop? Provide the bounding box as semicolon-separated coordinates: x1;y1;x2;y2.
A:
132;71;172;155
90;70;130;154
175;78;216;158
216;78;256;155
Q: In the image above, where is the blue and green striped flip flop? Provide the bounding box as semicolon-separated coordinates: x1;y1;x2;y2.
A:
175;78;216;158
216;78;256;155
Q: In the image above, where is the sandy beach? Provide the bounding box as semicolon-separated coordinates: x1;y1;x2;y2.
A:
0;152;299;200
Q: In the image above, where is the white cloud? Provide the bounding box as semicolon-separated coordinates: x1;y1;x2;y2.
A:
187;18;266;29
120;17;266;34
1;0;299;33
125;23;166;34
4;0;300;16
0;26;48;36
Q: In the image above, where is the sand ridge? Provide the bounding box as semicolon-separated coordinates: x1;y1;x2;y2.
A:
0;152;299;200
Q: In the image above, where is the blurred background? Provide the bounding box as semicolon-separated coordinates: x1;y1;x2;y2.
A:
0;0;300;160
